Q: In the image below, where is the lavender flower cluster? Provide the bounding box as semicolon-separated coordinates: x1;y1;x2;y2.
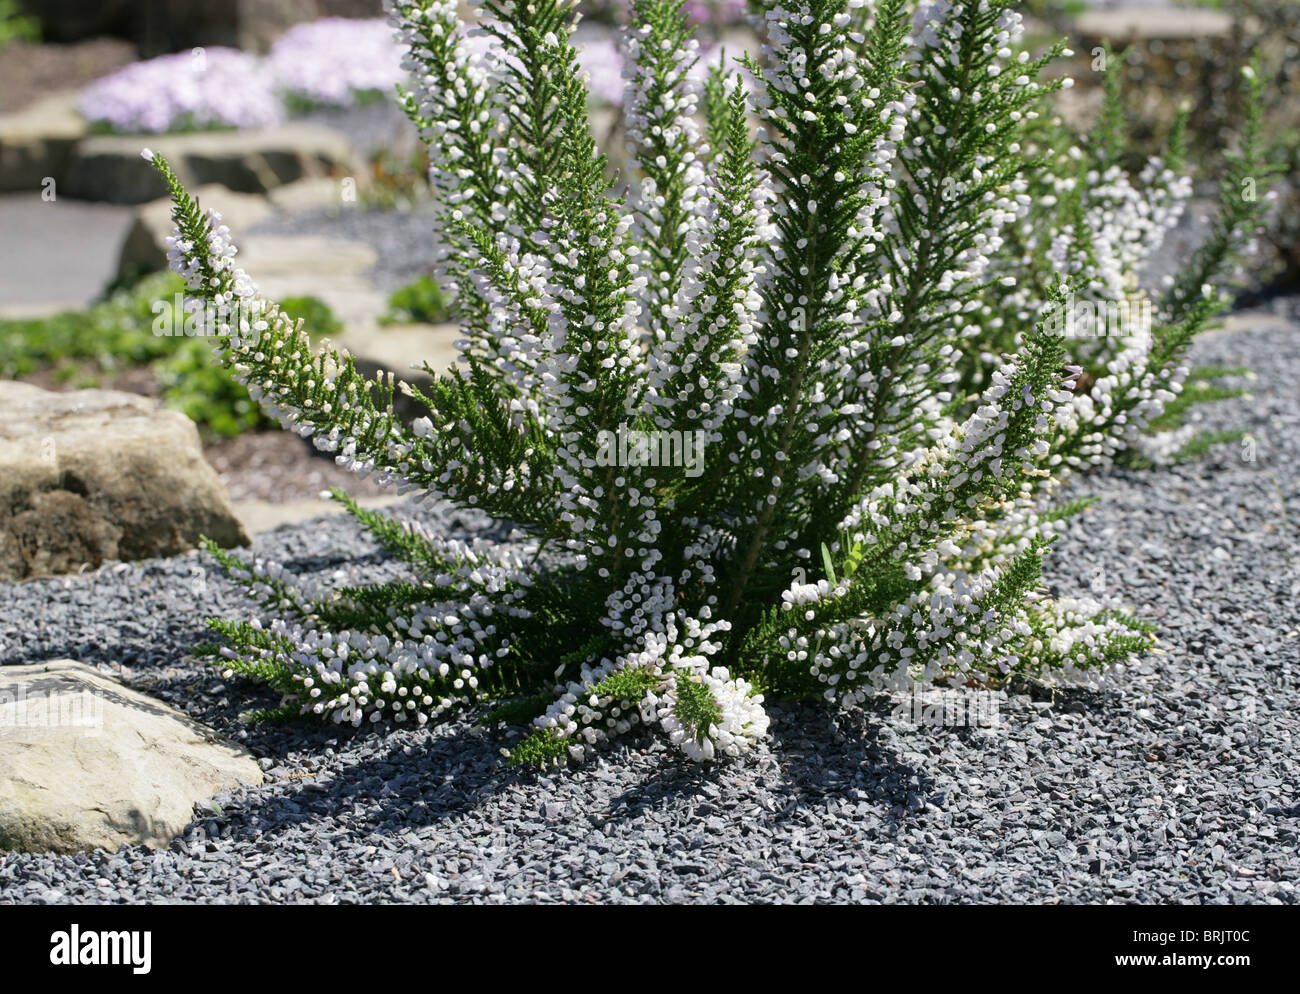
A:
79;48;282;134
80;18;407;135
494;24;752;107
267;17;409;109
79;10;742;134
572;29;627;105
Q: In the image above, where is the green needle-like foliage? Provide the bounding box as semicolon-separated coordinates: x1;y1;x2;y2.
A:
149;0;1267;765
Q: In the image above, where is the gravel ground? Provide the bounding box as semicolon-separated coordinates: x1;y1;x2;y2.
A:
0;310;1297;904
205;431;391;503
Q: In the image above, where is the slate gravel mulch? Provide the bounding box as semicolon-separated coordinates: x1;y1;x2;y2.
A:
0;311;1296;905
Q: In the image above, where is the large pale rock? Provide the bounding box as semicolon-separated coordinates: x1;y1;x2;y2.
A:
241;234;385;329
1074;7;1233;44
233;494;404;534
0;383;249;580
117;183;271;280
239;234;377;278
0;660;262;853
0;91;87;193
337;321;461;380
63;123;357;204
267;175;353;214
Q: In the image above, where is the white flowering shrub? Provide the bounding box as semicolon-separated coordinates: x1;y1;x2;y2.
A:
150;0;1267;765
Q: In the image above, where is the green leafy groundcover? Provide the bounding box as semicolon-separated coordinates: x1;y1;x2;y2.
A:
380;275;454;325
0;273;341;438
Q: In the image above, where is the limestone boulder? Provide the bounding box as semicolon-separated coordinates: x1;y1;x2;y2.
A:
62;123;356;204
0;660;262;854
0;382;249;581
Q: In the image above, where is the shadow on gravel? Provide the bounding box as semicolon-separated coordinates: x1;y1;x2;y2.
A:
213;678;1130;832
193;727;524;845
181;670;1117;846
1002;675;1115;715
763;703;933;827
190;699;938;844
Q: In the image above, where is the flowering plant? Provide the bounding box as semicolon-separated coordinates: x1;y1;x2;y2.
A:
268;17;409;110
80;18;412;133
80;48;282;134
149;0;1266;765
582;0;749;27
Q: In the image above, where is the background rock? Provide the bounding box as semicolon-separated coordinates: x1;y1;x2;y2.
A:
266;176;351;215
1074;6;1233;44
0;660;263;854
0;92;87;194
117;183;272;281
62;124;356;204
19;0;386;55
0;194;135;318
0;382;248;581
336;321;460;422
240;233;384;328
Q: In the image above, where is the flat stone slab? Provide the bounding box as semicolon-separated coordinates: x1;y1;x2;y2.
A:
0;382;249;580
233;494;406;535
0;660;263;854
1211;312;1297;339
241;233;378;278
62;122;357;204
1074;7;1233;43
239;233;389;335
0;90;87;194
0;192;135;314
267;175;353;214
336;321;463;421
337;320;462;378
